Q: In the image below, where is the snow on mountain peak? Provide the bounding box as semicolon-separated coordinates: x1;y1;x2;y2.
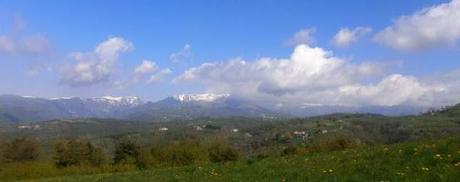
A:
173;93;230;102
49;97;78;100
91;96;142;106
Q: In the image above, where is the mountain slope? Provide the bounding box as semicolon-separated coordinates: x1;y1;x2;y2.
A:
127;94;279;121
0;95;142;122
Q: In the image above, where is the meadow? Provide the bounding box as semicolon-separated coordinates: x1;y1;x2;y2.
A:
0;104;459;181
35;137;460;182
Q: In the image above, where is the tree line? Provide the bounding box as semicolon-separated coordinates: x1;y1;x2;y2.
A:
0;137;240;169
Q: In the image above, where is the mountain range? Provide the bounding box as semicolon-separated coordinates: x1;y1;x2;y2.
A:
0;94;431;123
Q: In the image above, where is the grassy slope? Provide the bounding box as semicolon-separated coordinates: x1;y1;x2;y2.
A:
38;137;460;182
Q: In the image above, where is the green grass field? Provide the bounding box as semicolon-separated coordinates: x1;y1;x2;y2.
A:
34;137;460;182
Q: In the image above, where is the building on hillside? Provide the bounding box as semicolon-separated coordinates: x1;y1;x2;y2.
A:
293;130;309;141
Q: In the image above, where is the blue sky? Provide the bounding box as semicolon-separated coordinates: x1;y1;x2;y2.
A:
0;0;459;107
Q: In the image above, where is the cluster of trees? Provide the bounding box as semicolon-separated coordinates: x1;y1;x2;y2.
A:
55;139;240;169
0;138;40;164
0;137;240;170
54;139;107;167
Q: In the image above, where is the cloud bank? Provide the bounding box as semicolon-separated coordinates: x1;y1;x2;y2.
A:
176;44;456;107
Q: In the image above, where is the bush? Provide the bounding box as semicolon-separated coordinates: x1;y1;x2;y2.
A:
2;138;40;162
53;139;107;168
208;141;240;163
150;140;206;167
308;133;361;152
113;140;142;168
282;145;300;156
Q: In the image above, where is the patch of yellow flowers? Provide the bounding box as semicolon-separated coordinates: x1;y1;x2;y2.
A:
322;169;334;173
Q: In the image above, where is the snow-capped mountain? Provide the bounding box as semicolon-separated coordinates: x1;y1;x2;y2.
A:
89;96;143;107
0;95;143;122
0;93;431;123
173;93;230;102
127;93;280;121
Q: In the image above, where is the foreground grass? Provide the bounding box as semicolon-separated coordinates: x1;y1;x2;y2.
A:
31;137;460;182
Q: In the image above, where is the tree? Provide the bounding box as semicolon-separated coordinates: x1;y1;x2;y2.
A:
2;138;40;162
53;139;106;168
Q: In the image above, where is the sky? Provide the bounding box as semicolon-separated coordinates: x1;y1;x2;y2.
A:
0;0;459;108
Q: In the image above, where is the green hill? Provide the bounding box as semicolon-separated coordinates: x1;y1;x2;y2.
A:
439;104;460;116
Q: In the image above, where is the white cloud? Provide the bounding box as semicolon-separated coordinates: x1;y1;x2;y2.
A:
169;44;192;62
331;27;372;48
130;60;171;84
0;33;51;56
338;74;444;106
134;60;158;75
148;68;172;83
176;44;452;107
374;0;460;51
0;36;16;54
0;18;51;56
61;37;133;86
286;28;316;46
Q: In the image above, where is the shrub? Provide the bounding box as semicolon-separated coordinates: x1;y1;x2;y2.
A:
282;145;300;156
208;141;240;163
2;138;40;162
150;140;206;167
308;133;361;152
113;140;142;168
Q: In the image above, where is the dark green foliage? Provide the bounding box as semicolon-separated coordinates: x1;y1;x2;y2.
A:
308;133;360;152
53;139;106;168
2;138;40;162
208;141;240;163
113;140;142;167
149;140;207;167
204;124;221;130
282;145;300;156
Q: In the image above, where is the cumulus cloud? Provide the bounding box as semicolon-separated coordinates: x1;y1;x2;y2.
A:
169;44;192;62
331;27;372;48
131;60;171;84
132;60;158;82
60;37;133;86
374;0;460;51
176;44;453;107
286;28;316;46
